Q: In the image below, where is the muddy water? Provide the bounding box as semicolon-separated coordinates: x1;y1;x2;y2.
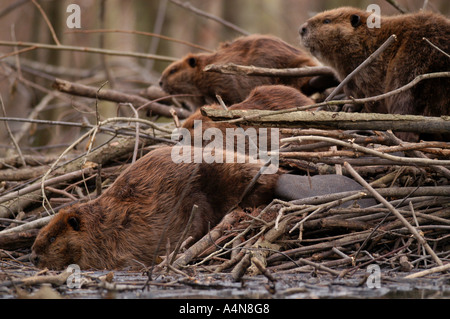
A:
12;270;447;299
1;265;448;299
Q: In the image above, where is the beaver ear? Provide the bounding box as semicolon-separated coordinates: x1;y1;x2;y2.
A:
187;56;197;68
67;216;80;231
350;14;361;27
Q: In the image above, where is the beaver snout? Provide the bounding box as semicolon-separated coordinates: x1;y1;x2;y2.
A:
29;251;40;266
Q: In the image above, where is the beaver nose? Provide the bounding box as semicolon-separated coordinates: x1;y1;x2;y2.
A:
30;252;39;266
300;22;308;36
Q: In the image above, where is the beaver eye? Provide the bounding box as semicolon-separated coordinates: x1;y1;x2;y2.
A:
350;14;361;27
323;19;331;24
169;68;177;75
49;237;55;243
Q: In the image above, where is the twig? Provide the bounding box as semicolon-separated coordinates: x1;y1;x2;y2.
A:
0;215;53;235
344;162;443;267
404;263;450;279
31;0;61;45
53;78;191;119
280;136;450;167
204;63;336;77
325;34;397;102
0;40;178;62
169;204;198;266
422;37;450;59
68;29;213;53
0;94;26;167
385;0;408;13
169;0;250;36
120;103;140;163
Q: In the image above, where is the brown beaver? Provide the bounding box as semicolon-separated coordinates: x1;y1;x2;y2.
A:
30;146;375;270
159;34;320;109
182;84;315;130
300;7;450;140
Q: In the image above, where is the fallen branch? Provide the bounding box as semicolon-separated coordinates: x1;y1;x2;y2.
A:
53;78;191;119
202;108;450;136
0;40;177;62
404;263;450;279
204;63;336;77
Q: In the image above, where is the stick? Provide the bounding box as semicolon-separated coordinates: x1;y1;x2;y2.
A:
169;204;198;266
404;263;450;279
0;40;178;62
31;0;61;45
169;0;250;36
53;78;191;119
68;29;213;53
280;136;450;167
343;162;443;267
204;63;336;78
325;34;397;102
204;106;450;135
0;94;26;167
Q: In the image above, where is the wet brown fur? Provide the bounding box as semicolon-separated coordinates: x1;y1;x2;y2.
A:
300;7;450;140
30;147;278;270
159;34;317;109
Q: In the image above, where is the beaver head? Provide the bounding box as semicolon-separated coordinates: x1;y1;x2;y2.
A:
30;206;84;270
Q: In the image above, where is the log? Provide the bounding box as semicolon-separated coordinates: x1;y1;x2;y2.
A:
201;108;450;134
53;78;191;119
0;228;39;250
204;63;336;77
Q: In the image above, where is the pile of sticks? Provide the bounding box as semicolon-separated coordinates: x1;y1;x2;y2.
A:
161;123;450;281
0;75;450;281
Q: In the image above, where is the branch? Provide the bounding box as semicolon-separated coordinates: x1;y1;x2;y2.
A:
67;29;213;53
169;0;250;36
0;40;178;62
31;0;61;45
53;78;191;119
204;63;336;77
325;34;397;101
202;108;450;136
280;135;450;166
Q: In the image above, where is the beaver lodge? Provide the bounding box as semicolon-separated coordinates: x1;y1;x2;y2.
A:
0;0;449;300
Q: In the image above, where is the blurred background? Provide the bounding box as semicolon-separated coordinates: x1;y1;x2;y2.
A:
0;0;449;155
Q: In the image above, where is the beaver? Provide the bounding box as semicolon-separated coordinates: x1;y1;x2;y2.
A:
30;146;375;270
182;84;315;130
159;34;320;109
300;7;450;140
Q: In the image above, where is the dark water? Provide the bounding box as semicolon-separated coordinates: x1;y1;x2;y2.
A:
1;267;448;299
